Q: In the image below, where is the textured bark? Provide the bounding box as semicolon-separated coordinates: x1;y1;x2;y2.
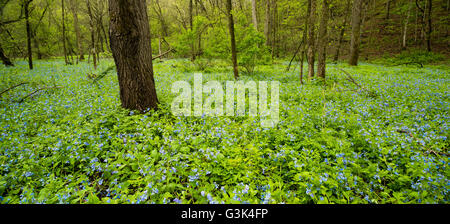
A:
0;43;14;66
349;0;363;66
307;0;316;79
251;0;258;30
24;0;33;69
226;0;239;79
109;0;159;112
316;0;329;79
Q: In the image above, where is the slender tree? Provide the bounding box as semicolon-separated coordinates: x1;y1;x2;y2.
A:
349;0;364;66
316;0;329;79
23;0;33;69
334;0;351;63
61;0;68;65
69;0;83;62
226;0;239;79
251;0;258;30
307;0;316;79
86;0;97;69
425;0;432;51
109;0;159;112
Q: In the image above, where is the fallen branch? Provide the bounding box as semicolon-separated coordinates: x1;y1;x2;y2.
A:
18;86;63;103
388;61;424;68
396;129;449;157
152;48;175;60
337;68;363;89
0;82;28;97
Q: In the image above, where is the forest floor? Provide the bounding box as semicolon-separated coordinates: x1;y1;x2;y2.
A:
0;58;448;204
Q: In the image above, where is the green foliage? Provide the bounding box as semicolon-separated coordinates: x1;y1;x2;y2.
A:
0;59;449;204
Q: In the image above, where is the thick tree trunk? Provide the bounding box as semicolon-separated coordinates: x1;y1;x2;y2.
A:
86;0;97;69
307;0;316;79
24;0;33;69
316;0;329;79
349;0;364;66
109;0;159;112
0;43;14;66
251;0;258;30
226;0;239;79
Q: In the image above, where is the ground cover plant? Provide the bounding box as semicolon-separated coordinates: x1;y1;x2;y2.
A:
0;59;448;204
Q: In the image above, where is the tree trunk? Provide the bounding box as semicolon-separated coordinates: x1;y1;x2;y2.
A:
316;0;329;79
109;0;159;112
0;43;14;66
24;0;33;69
69;0;83;62
189;0;195;61
425;0;432;51
251;0;258;30
334;0;351;63
86;0;97;69
349;0;363;66
307;0;316;79
226;0;239;79
402;1;413;50
61;0;69;65
386;0;391;20
264;0;271;47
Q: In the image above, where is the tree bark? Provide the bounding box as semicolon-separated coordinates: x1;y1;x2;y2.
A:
425;0;432;51
334;0;351;63
61;0;69;65
86;0;97;69
402;1;413;50
24;0;33;69
69;0;83;61
109;0;159;112
307;0;316;79
264;0;271;47
226;0;239;79
0;43;14;66
251;0;258;30
349;0;364;66
316;0;329;79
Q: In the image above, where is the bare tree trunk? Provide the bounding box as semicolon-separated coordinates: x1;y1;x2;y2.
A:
425;0;432;51
386;0;391;20
316;0;329;79
189;0;195;61
349;0;364;66
69;0;83;62
226;0;239;79
334;0;351;63
251;0;258;30
61;0;69;65
271;0;277;59
307;0;316;79
264;0;271;47
402;1;413;50
24;0;33;69
0;43;13;66
109;0;159;112
86;0;96;69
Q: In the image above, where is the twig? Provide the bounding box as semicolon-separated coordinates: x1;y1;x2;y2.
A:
0;82;28;97
396;129;448;157
18;86;63;103
152;48;174;60
336;68;363;89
